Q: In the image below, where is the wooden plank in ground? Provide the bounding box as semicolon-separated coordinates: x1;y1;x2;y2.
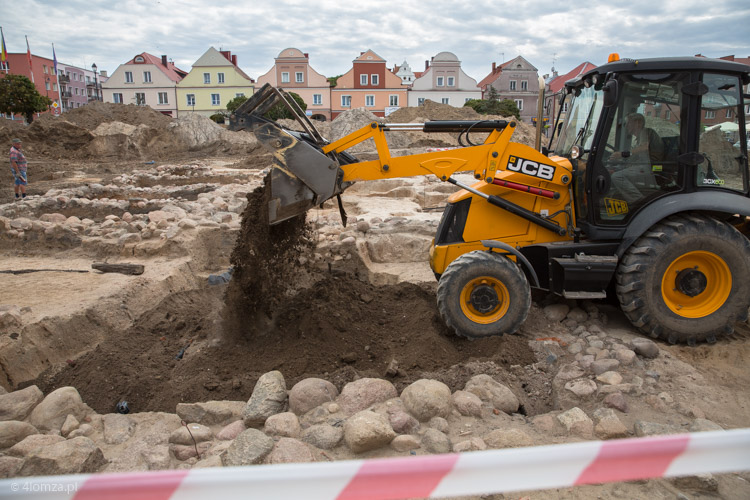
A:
91;262;145;275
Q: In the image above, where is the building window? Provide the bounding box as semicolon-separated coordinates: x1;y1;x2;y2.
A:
418;98;425;105
125;71;133;83
313;94;322;105
202;73;210;84
510;80;517;91
465;98;471;103
135;56;144;63
113;93;123;104
45;81;50;91
295;72;304;83
725;108;733;118
521;80;528;91
218;73;225;84
43;65;48;74
563;102;569;112
371;74;379;85
441;97;449;105
186;94;195;106
143;71;152;83
389;95;398;106
211;93;220;106
437;76;444;87
158;92;168;104
281;72;290;83
75;88;79;95
514;99;523;110
665;109;671;120
135;93;146;105
360;74;368;85
447;76;455;87
705;110;715;119
341;95;351;107
235;93;244;98
365;95;375;107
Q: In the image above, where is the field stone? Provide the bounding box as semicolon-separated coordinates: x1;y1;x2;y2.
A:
28;387;90;432
217;420;246;441
564;379;597;397
596;371;623;385
289;378;339;415
591;359;620;375
428;416;449;433
689;419;724;432
68;423;94;438
464;374;519;414
176;401;245;426
337;378;397;414
387;408;420;434
0;421;38;449
222;429;274;466
301;424;344;450
555;364;586;382
0;385;44;422
265;438;315;464
451;391;483;417
671;473;720;493
567;307;588;322
60;414;80;437
170;442;212;461
343;410;396;453
634;420;680;437
593;408;629;439
421;428;451;454
603;392;629;413
391;434;421;452
141;445;172;470
401;379;452;421
615;349;637;365
484;428;533;449
19;437;105;476
0;456;23;479
264;412;301;438
557;407;594;438
169;423;213;445
631;338;660;358
7;434;65;457
544;304;569;322
453;437;488;453
243;371;288;427
103;414;136;444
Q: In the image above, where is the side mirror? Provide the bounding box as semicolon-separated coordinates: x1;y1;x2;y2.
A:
603;80;619;108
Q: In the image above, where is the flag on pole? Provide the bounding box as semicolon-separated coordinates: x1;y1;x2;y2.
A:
52;43;57;75
1;27;7;64
25;35;34;83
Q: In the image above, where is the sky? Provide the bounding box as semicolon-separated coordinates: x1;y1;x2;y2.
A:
3;0;750;82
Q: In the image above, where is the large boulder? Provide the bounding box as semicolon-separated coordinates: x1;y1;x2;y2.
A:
265;438;316;464
337;378;397;414
0;386;44;422
168;423;213;445
343;410;396;453
301;424;343;450
28;387;91;432
103;414;136;445
0;421;38;449
464;375;519;414
176;401;246;426
289;378;339;416
7;434;65;457
222;428;274;466
243;371;288;427
18;437;106;476
264;412;301;438
400;379;452;422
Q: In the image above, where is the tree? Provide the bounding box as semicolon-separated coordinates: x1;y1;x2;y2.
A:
0;74;53;123
226;95;248;114
264;92;307;120
463;95;521;120
327;75;342;88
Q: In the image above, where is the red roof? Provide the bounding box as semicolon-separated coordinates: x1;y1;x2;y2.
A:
547;62;597;93
477;60;513;90
125;52;188;82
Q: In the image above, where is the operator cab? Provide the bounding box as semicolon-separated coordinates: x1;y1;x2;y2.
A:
553;56;750;240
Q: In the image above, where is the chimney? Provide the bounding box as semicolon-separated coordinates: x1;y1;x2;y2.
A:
100;70;108;78
492;62;496;72
220;50;232;62
304;53;309;58
162;55;168;66
232;55;237;66
425;60;429;70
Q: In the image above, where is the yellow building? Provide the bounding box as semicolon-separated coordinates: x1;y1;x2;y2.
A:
176;47;254;117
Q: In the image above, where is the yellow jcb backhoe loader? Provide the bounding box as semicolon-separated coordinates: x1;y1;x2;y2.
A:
230;55;750;346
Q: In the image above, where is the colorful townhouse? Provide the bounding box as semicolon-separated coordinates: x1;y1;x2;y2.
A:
330;50;408;119
176;47;254;118
257;48;332;121
58;64;88;111
102;52;187;117
544;62;597;139
2;52;61;120
478;56;542;123
407;52;481;107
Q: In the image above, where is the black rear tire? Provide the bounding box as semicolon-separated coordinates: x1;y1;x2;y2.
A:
616;214;750;345
437;250;531;339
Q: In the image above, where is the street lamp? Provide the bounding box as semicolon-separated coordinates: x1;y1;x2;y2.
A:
91;63;98;101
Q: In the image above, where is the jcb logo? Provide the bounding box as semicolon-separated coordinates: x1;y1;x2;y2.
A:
604;198;629;216
507;156;556;180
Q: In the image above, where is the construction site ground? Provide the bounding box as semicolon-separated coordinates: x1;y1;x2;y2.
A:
0;103;749;499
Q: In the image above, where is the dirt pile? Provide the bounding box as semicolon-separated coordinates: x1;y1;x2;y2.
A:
40;101;173;130
386;99;481;122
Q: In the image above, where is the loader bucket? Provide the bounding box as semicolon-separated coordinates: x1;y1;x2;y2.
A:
230;84;348;224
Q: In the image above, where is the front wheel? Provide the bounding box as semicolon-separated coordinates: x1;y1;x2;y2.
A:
616;214;750;345
437;250;531;339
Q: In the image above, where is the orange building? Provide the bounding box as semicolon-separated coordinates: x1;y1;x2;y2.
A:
2;52;61;119
330;50;408;119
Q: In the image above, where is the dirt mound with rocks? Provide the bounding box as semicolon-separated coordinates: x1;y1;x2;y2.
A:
37;101;173;131
386;99;481;122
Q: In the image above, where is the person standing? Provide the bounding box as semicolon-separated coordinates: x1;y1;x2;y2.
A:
9;138;27;200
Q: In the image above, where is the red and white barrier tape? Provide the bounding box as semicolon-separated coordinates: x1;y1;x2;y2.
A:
1;429;748;499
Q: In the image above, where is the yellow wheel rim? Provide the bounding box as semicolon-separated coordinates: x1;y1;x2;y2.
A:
661;250;731;318
460;277;510;324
